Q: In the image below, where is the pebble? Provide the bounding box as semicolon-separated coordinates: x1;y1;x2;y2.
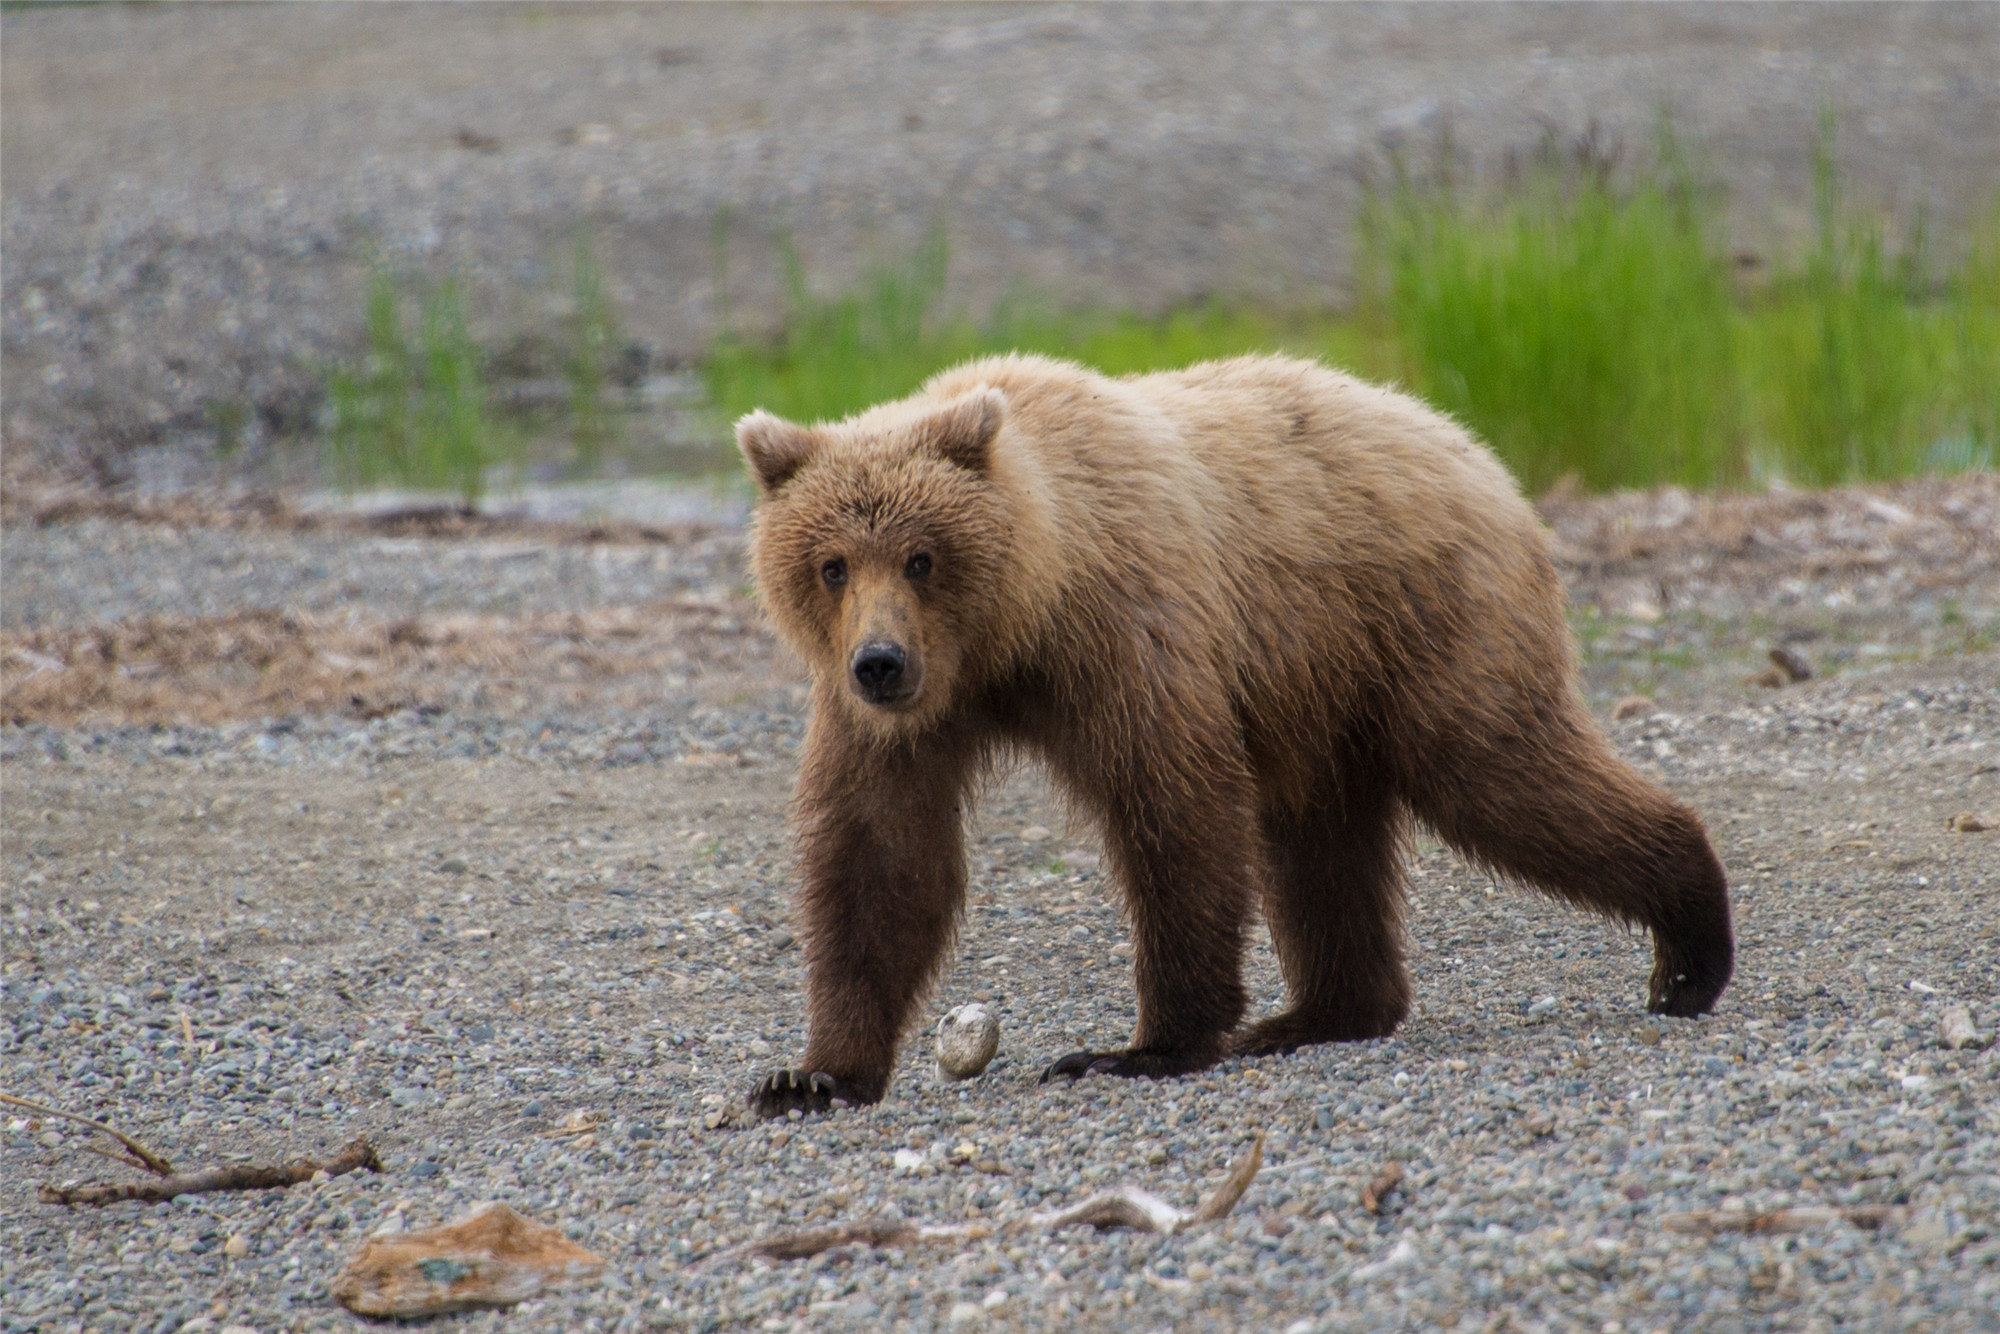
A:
935;1003;1002;1080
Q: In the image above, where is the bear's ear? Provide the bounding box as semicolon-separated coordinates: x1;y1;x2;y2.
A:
915;387;1006;474
736;410;820;492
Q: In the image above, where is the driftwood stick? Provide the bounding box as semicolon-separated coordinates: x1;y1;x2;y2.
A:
744;1219;995;1261
39;1137;382;1207
1662;1204;1910;1236
1;1092;174;1177
731;1134;1266;1263
1188;1132;1265;1224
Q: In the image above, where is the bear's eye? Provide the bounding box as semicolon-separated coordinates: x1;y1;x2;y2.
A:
905;552;932;580
820;558;847;588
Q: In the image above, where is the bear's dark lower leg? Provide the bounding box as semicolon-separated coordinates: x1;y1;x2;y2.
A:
1234;766;1412;1056
1408;723;1734;1018
1042;745;1257;1082
749;718;979;1119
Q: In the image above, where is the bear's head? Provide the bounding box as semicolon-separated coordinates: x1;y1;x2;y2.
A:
738;385;1031;737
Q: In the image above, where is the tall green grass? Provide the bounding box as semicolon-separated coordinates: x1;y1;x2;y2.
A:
702;124;1997;492
563;232;627;473
1358;128;1741;491
325;269;497;505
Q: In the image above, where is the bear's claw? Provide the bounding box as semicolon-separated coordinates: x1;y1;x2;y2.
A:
746;1068;854;1119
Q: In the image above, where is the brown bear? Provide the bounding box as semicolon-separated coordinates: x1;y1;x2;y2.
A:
736;353;1732;1119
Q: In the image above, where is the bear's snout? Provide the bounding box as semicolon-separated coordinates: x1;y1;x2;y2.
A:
850;640;919;706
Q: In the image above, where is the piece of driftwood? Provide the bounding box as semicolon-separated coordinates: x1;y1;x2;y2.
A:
39;1137;381;1207
750;1219;997;1260
332;1201;606;1317
1361;1161;1405;1215
731;1134;1265;1262
1027;1131;1264;1236
2;1092;175;1177
1661;1204;1910;1235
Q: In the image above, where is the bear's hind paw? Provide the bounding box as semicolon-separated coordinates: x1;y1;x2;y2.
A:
1039;1047;1217;1083
746;1068;861;1120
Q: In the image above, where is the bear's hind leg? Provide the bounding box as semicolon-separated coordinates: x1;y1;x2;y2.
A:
1041;728;1258;1082
1234;760;1413;1057
1405;715;1733;1017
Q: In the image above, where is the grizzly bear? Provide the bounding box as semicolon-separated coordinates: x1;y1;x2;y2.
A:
737;353;1732;1118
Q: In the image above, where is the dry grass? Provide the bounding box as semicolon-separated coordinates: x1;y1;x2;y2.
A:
4;474;1992;728
2;479;716;549
1536;473;2000;606
1;599;776;729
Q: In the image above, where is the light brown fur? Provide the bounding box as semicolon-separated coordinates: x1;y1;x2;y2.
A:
739;353;1733;1117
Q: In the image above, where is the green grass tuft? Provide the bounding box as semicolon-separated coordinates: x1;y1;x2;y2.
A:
324;269;500;505
563;232;627;473
1358;125;1742;492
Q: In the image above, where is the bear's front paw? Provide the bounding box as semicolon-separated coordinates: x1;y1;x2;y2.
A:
746;1068;857;1120
1039;1047;1218;1083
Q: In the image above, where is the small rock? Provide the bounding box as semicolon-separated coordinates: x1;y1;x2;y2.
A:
223;1233;250;1259
1019;825;1052;843
1352;1236;1419;1281
1636;1024;1662;1047
218;1326;260;1334
520;1101;544;1119
747;1038;773;1057
439;857;469;875
389;1086;437;1110
1900;1074;1931;1092
1947;812;1991;833
1769;645;1814;683
1526;996;1559;1021
1941;1007;1988;1050
947;1300;984;1323
330;1201;605;1317
409;1161;443;1179
936;1003;1001;1080
628;1122;658;1142
1610;695;1654;721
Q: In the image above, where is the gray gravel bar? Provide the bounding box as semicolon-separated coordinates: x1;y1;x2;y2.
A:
4;493;1999;1332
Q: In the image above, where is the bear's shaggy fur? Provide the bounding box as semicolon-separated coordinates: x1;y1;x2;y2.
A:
738;354;1733;1117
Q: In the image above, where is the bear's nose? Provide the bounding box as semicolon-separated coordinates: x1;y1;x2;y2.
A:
850;642;907;699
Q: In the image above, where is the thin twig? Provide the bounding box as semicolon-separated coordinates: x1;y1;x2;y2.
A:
39;1137;382;1207
1661;1204;1909;1235
728;1134;1266;1263
1;1092;174;1176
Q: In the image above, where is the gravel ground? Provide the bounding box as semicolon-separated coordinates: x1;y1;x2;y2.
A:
3;482;1999;1332
7;3;2000;466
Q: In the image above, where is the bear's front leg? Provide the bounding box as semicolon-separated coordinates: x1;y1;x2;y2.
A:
1041;725;1258;1083
748;717;977;1120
